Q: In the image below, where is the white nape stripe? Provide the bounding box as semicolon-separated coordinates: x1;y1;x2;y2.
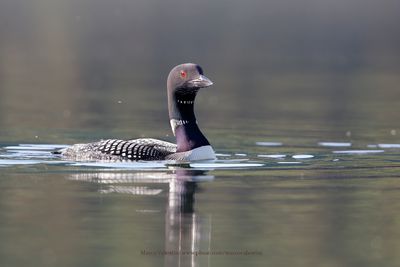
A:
170;119;193;136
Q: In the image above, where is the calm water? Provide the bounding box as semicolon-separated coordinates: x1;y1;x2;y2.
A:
1;125;400;267
1;0;400;266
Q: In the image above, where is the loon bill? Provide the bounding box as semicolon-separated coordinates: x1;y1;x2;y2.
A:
59;63;216;161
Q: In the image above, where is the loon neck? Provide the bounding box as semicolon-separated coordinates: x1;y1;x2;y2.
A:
168;91;210;152
168;92;197;121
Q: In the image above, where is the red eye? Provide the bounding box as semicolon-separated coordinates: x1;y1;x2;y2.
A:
180;71;187;78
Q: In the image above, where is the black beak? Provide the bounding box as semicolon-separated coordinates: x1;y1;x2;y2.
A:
187;75;213;88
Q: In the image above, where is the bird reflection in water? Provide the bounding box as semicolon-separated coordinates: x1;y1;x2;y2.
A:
165;169;213;267
68;168;214;267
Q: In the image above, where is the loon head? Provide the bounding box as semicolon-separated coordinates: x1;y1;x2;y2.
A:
167;63;213;124
167;63;213;94
167;63;214;152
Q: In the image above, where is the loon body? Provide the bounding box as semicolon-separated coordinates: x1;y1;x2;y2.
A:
60;63;216;161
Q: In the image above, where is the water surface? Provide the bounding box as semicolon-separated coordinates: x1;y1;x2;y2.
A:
1;134;400;267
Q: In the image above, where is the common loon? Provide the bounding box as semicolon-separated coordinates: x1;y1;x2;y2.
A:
59;63;216;161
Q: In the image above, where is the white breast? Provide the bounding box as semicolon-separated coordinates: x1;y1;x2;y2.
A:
166;145;216;161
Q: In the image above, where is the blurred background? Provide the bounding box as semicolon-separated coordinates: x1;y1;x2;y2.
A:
0;0;399;144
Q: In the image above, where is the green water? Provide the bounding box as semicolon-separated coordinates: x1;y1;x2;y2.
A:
1;121;400;267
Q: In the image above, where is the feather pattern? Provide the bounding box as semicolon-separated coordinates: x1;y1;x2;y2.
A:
61;138;177;161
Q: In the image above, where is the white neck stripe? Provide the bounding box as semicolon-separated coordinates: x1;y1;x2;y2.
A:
177;100;194;104
170;119;196;136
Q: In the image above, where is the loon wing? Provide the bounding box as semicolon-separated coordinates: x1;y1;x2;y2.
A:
60;138;177;161
96;138;176;160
